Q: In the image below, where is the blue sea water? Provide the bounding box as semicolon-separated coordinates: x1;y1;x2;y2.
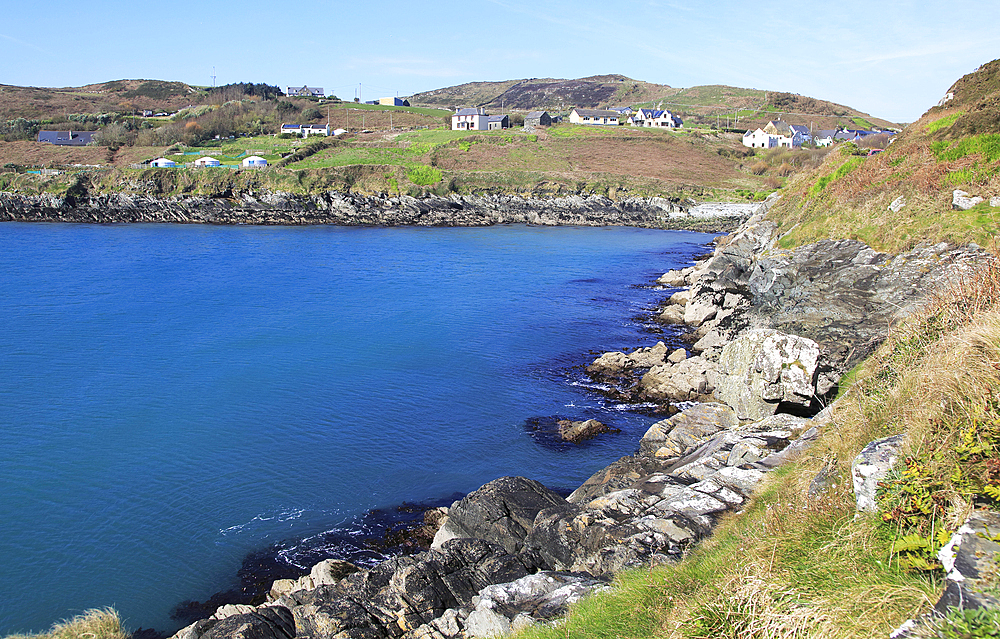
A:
0;222;712;636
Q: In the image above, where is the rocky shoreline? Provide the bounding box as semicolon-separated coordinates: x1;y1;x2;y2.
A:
153;199;992;639
0;190;757;233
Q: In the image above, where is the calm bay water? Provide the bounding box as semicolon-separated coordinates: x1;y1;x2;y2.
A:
0;222;712;635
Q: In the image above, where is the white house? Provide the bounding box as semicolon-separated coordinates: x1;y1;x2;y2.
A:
569;108;619;126
194;156;221;167
742;129;780;149
452;108;489;131
629;108;682;128
286;86;324;98
151;157;177;167
281;123;329;137
242;156;268;168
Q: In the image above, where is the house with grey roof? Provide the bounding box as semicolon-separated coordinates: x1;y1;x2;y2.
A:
452;108;489;131
37;130;96;146
286;86;324;98
629;108;682;129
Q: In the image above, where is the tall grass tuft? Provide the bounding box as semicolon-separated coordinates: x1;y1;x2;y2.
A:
4;609;129;639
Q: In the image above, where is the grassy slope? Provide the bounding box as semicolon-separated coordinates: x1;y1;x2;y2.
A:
1;124;772;201
768;59;1000;254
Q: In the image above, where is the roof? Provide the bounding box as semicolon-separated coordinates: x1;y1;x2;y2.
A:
526;111;548;118
572;108;619;118
766;120;792;135
488;115;508;122
281;124;302;129
454;108;483;116
37;130;96;146
789;124;810;134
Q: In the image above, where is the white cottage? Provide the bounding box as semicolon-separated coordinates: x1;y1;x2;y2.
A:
452;108;489;131
242;156;268;167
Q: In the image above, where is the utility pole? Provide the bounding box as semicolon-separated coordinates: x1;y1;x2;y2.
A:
211;66;216;88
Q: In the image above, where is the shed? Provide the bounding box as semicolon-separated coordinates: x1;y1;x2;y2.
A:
487;114;509;130
151;157;177;168
242;156;268;168
194;156;221;167
525;111;552;127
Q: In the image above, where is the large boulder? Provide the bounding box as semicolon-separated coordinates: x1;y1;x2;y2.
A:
714;329;820;421
431;477;569;554
638;356;719;403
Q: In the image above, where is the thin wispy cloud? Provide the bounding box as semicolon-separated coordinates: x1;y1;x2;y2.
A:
0;33;51;56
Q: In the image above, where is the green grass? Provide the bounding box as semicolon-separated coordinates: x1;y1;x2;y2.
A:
335;102;450;118
930;133;1000;163
807;155;864;197
925;112;965;134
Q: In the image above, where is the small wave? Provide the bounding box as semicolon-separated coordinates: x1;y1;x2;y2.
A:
218;508;312;537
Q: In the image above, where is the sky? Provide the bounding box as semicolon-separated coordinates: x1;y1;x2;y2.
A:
1;0;998;123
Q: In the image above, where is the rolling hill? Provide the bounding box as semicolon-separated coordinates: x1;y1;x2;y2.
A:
407;75;900;131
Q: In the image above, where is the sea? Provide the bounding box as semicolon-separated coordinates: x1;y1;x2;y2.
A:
0;222;714;636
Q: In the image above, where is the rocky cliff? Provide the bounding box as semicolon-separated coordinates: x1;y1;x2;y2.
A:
0;191;759;232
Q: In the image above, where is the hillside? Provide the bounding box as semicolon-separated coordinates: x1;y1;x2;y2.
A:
408;75;900;131
768;58;1000;253
0;80;200;120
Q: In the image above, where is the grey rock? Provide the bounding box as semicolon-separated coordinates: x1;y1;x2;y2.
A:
657;305;686;324
889;196;907;213
557;419;611;443
639;403;738;459
200;607;295;639
953;189;985;210
431;477;568;553
852;434;905;512
714;329;820;420
936;510;1000;612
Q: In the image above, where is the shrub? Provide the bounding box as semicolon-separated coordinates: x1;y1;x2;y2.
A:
750;161;768;175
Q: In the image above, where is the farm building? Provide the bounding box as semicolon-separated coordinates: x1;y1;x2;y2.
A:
151;158;177;167
525;111;552;127
488;115;509;130
242;156;268;168
194;157;221;167
569;108;620;126
37;130;97;146
452;108;489;131
379;97;404;106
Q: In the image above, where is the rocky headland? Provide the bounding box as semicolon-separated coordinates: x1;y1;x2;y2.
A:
0;190;756;233
152;198;993;639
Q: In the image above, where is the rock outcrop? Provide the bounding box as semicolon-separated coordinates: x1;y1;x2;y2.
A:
0;191;754;232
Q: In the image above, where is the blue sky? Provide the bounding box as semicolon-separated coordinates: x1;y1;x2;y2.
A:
1;0;997;123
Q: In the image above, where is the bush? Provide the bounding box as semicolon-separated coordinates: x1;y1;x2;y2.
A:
750;161;768;175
